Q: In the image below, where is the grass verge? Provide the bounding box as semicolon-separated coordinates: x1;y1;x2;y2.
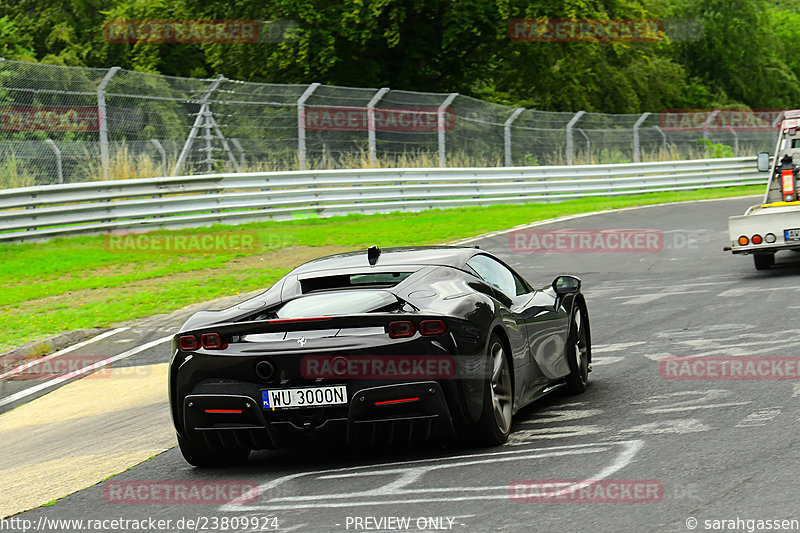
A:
0;185;761;351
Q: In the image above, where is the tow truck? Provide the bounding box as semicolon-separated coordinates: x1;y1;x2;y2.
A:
727;109;800;270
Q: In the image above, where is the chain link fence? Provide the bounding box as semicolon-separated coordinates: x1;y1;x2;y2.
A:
0;58;781;188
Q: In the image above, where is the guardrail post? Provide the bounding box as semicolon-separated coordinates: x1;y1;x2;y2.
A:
566;111;586;165
632;112;650;163
504;108;525;166
173;75;225;176
44;139;63;184
438;93;458;167
367;88;390;166
151;139;166;175
97;66;120;181
297;83;321;170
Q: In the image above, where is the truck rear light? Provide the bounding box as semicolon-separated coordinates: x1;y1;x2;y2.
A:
782;169;795;201
765;233;777;243
738;236;749;246
178;335;198;351
419;320;446;335
200;333;225;349
751;234;763;245
388;321;415;338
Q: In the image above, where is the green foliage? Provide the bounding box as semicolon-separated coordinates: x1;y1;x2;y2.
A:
698;137;735;158
1;0;799;112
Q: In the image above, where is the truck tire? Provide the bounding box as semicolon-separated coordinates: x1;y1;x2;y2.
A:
754;253;774;270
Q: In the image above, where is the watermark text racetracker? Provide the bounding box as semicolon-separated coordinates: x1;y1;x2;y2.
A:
104;231;294;254
509;479;663;503
661;357;800;380
508;229;701;253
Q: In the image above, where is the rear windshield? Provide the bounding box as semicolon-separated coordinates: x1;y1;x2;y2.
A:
276;290;399;318
300;272;413;293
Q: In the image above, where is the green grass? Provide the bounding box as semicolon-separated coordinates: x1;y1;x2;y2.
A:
0;185;761;352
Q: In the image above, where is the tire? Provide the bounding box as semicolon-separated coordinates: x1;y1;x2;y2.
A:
754;253;774;270
470;334;513;446
564;304;590;394
177;433;250;468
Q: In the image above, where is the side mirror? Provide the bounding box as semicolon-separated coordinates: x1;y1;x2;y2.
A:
757;152;771;172
552;275;581;296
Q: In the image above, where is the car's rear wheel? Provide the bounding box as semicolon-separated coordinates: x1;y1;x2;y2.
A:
754;253;774;270
564;304;590;394
177;433;250;468
471;334;513;446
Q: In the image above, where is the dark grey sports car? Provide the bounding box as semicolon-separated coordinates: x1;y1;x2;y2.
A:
169;245;591;467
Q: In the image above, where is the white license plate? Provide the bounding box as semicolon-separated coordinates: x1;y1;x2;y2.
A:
261;385;347;410
785;228;800;241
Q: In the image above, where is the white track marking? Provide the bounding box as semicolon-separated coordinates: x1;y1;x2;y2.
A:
620;419;710;435
793;384;800;397
736;408;781;427
449;196;758;246
0;327;129;380
0;335;171;407
591;356;624;366
592;342;647;352
220;440;644;511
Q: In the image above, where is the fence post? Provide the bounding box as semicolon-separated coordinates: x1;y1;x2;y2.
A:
173;75;225;175
297;83;320;170
151;139;166;175
652;125;667;155
566;111;586;165
44;139;63;184
576;129;590;163
632;112;650;163
702;110;720;140
438;93;458;167
97;66;120;181
727;127;739;156
367;87;390;166
504;108;525;166
230;138;246;168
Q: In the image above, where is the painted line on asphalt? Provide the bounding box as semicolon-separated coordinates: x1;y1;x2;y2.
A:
449;195;759;246
220;440;644;511
0;327;130;381
0;335;172;407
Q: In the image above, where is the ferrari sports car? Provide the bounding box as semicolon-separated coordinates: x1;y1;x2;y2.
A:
169;246;591;467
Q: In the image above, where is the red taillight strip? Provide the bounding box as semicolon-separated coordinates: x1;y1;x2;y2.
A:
268;316;333;324
204;409;243;414
374;397;420;406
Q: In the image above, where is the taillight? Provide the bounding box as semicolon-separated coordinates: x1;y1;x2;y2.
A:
751;234;763;245
200;333;225;349
420;320;446;335
178;335;198;351
765;233;777;243
388;321;415;338
738;236;749;246
782;169;795;201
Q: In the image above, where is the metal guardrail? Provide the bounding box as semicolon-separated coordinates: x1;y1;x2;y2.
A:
0;157;765;242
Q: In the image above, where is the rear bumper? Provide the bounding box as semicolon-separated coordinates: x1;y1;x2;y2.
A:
180;381;457;450
729;207;800;254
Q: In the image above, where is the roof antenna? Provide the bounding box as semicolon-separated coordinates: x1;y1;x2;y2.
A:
367;245;381;265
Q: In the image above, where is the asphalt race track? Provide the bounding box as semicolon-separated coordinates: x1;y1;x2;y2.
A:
4;196;800;533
